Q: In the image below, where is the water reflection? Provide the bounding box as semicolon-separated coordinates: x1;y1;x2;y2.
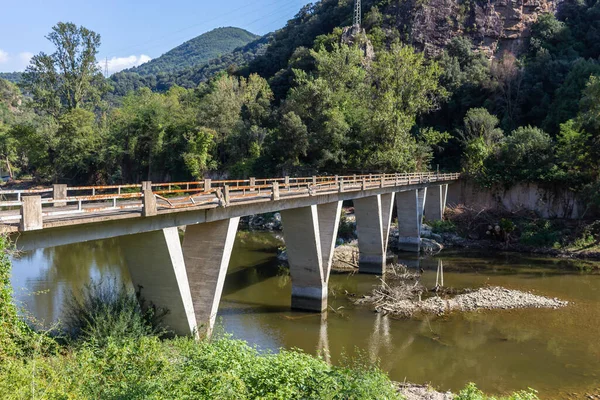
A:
9;233;600;398
317;313;331;364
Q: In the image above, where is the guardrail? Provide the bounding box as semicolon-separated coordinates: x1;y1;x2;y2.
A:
0;172;460;231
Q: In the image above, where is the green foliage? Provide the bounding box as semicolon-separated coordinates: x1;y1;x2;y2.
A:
109;35;271;96
62;279;167;347
0;72;23;84
430;219;457;234
282;41;445;173
519;220;563;248
456;383;538;400
20;22;108;117
460;108;504;176
127;27;259;77
492;126;555;184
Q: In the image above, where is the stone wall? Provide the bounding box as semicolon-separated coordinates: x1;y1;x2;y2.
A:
447;179;585;219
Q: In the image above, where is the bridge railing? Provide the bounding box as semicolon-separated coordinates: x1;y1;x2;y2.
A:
0;172;460;228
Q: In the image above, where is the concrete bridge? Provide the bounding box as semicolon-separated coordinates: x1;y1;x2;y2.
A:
1;172;458;337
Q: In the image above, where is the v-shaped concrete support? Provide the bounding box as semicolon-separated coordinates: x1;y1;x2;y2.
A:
120;227;197;337
182;218;240;338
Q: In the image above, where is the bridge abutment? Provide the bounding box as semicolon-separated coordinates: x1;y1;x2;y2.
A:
354;193;395;274
120;227;197;337
396;188;427;252
280;201;342;312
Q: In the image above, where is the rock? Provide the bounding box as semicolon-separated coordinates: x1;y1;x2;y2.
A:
421;238;443;253
341;25;375;62
379;0;559;58
397;383;454;400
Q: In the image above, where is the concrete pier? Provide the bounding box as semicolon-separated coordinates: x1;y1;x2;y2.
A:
380;193;395;255
354;194;394;274
182;218;240;337
280;201;342;312
424;184;448;221
396;188;427;252
120;227;196;337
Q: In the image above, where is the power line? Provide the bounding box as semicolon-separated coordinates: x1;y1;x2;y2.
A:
105;1;302;63
106;0;302;58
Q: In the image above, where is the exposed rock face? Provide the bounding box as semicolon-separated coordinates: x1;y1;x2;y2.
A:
379;0;560;57
341;25;376;62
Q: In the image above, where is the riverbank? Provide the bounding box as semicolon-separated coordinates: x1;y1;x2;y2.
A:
435;206;600;262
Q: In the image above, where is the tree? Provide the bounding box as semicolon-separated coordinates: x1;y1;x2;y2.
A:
367;42;447;171
490;52;524;130
54;109;100;182
493;126;555;183
459;108;504;175
20;22;107;117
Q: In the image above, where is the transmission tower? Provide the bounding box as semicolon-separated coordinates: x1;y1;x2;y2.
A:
353;0;361;27
104;58;109;78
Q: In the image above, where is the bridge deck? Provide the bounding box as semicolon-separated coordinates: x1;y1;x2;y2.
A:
1;173;459;237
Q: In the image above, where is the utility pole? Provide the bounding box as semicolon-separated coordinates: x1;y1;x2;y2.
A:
353;0;361;27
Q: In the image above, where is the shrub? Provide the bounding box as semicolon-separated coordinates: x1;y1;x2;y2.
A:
430;219;457;234
456;383;539;400
519;220;563;248
62;279;167;346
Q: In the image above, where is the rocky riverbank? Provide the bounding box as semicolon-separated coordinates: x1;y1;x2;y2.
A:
396;383;453;400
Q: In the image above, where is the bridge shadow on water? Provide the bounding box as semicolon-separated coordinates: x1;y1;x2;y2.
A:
222;258;287;298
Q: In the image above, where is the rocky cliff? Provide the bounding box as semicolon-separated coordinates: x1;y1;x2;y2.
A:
376;0;560;57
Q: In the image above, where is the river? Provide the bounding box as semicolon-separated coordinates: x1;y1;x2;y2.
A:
10;230;600;398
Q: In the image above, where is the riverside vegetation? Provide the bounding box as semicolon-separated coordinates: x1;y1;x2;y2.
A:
0;234;542;399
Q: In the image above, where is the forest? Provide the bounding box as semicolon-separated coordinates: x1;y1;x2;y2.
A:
0;0;598;209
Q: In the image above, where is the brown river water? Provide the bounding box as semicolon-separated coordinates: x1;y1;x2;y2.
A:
10;231;600;398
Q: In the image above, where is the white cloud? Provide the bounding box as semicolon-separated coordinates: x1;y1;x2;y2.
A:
0;49;9;64
101;54;152;74
18;52;33;67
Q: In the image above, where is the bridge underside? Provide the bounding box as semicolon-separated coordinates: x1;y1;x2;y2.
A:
11;181;452;337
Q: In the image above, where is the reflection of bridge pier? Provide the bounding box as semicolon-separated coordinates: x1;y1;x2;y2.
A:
7;173;459;337
317;313;331;364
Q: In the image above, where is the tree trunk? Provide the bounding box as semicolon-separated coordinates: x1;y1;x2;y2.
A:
6;156;13;179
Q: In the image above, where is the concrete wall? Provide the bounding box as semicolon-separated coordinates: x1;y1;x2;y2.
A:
447;179;585;219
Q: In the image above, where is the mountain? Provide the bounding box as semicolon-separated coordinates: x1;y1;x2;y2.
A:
0;72;22;84
125;27;260;76
109;34;270;96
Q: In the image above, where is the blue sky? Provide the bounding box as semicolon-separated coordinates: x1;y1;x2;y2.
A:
0;0;312;73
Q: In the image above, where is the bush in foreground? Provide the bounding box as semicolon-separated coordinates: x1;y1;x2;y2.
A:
0;335;402;399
